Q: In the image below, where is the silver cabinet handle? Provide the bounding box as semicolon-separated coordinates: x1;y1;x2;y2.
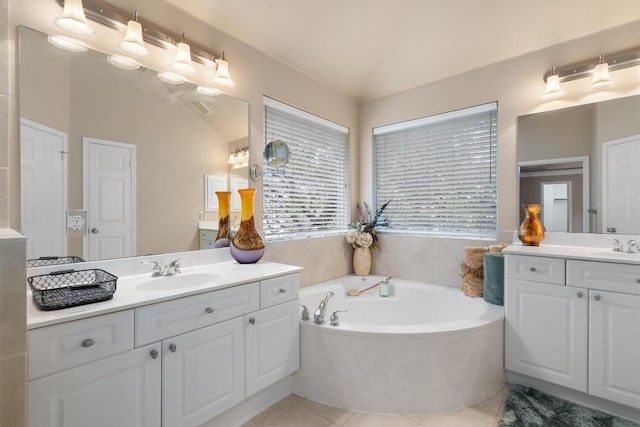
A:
577;292;583;298
529;267;537;272
279;288;287;294
81;338;95;348
248;317;256;325
594;294;601;302
150;349;158;359
91;227;99;234
169;343;177;352
205;307;214;314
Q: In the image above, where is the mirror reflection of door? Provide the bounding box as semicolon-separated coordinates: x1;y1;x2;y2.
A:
541;181;571;232
83;137;136;261
20;119;68;259
602;135;640;234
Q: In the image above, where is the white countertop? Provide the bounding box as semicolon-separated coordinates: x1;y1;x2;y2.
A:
28;260;302;330
504;244;640;265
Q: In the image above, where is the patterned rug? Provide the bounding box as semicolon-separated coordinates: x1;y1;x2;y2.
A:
498;384;639;427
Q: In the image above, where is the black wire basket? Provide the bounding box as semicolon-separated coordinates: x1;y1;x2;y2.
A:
26;256;86;268
28;269;117;311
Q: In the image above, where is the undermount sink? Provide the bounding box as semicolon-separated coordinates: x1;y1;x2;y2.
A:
136;273;220;291
587;250;640;261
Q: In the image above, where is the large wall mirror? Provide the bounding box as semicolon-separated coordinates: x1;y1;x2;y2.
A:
19;26;249;263
517;95;640;234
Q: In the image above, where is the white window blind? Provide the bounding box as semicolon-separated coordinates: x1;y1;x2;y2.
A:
374;102;498;237
263;97;349;240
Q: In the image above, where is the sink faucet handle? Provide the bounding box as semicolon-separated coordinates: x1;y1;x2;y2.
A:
330;309;347;326
141;260;162;276
627;240;639;253
300;305;310;321
612;239;623;252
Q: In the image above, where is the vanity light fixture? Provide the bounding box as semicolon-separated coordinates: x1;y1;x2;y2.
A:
196;86;222;96
214;52;235;87
172;34;196;74
542;46;639;96
117;11;149;57
228;148;249;168
107;55;141;70
47;34;88;52
55;0;94;36
157;71;185;84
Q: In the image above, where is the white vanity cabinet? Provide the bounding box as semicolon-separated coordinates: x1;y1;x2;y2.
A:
27;272;301;427
505;252;640;411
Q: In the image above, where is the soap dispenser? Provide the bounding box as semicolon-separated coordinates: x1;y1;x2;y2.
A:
379;278;391;297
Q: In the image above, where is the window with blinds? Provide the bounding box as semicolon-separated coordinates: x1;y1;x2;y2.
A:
374;102;498;237
263;97;350;241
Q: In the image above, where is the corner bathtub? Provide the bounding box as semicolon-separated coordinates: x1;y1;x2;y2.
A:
294;276;505;415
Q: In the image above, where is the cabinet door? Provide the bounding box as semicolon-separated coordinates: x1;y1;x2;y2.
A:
28;344;161;427
589;290;640;408
162;317;244;427
505;279;588;392
245;300;300;397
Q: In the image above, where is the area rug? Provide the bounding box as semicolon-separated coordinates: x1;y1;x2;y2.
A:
498;384;639;427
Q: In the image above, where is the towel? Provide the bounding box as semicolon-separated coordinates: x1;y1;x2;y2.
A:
483;251;505;305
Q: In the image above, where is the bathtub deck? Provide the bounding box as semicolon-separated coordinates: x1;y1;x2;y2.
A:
242;385;509;427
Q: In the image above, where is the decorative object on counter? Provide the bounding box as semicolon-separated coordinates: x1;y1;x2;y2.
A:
347;275;391;296
379;277;392;297
230;188;265;263
214;191;232;248
518;204;545;246
461;246;488;297
346;200;391;276
483;251;505;305
27;269;117;311
26;255;85;268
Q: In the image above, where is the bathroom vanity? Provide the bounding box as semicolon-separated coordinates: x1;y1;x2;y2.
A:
26;258;301;427
504;244;640;420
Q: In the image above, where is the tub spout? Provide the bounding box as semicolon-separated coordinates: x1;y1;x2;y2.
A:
313;291;334;324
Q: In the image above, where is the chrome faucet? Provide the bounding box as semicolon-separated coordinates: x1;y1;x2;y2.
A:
141;257;187;277
612;239;623;252
626;240;639;253
313;291;334;324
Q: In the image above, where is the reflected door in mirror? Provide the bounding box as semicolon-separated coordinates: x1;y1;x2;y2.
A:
603;135;640;234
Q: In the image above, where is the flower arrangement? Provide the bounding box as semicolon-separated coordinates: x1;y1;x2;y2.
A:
345;200;391;249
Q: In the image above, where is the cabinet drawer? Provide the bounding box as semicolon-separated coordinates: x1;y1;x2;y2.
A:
199;230;216;240
28;310;134;380
567;260;640;294
200;239;216;249
260;274;299;309
505;255;565;285
135;282;259;346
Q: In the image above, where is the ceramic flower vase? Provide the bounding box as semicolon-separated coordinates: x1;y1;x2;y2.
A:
353;246;372;276
230;188;265;263
518;204;545;246
214;191;232;248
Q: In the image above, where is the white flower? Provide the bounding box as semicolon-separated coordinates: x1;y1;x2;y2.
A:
345;229;358;245
355;232;373;248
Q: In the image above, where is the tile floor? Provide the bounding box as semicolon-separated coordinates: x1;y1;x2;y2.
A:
242;385;509;427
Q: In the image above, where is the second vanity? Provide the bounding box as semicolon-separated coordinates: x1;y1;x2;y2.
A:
504;243;640;420
26;253;302;427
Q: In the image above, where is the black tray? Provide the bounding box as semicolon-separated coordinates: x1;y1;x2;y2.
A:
28;269;117;311
26;256;86;268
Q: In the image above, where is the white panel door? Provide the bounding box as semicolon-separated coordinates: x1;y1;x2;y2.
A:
20;119;67;259
28;343;161;427
505;279;588;392
245;300;300;397
589;290;640;408
83;137;135;260
162;317;245;427
602;135;640;234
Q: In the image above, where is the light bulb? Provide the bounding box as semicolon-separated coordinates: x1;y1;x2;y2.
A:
47;35;88;52
118;18;149;57
543;69;562;97
172;41;195;74
54;0;94;36
213;53;235;87
591;61;612;86
107;55;141;71
196;86;221;96
157;71;185;84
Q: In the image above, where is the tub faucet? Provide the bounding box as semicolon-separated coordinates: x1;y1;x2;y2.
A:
313;291;334;324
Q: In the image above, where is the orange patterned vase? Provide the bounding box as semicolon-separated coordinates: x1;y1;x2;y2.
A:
230;188;265;263
518;204;545;246
214;191;232;248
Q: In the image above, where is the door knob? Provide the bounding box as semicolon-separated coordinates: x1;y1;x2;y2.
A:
91;227;99;234
169;343;177;352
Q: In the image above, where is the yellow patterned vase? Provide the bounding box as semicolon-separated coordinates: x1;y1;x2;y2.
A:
230;188;265;263
214;191;232;248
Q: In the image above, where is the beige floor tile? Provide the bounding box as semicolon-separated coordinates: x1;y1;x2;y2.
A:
405;414;424;424
419;407;496;427
268;405;335;427
344;412;420;427
249;402;288;425
301;399;355;426
240;421;256;427
472;385;509;419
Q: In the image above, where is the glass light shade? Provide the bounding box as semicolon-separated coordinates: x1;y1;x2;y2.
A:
196;86;221;96
172;42;195;74
591;62;612;86
47;35;88;52
118;20;149;57
543;74;562;97
214;57;235;87
107;55;141;71
54;0;94;36
157;71;185;84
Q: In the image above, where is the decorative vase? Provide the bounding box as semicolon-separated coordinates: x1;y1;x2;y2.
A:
518;204;545;246
214;191;232;248
353;246;372;276
230;188;265;263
